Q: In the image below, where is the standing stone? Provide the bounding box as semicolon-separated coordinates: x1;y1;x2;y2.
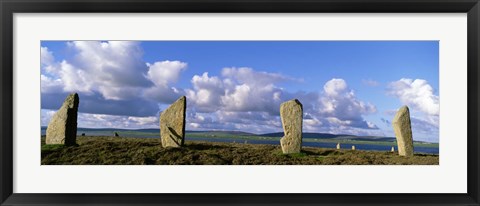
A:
336;143;341;150
392;106;414;156
160;96;186;148
280;99;303;154
351;145;356;150
46;93;79;146
391;146;395;152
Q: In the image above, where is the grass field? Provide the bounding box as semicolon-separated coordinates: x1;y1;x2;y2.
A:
41;136;439;165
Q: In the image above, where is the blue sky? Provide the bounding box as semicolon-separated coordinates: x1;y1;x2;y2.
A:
40;41;439;142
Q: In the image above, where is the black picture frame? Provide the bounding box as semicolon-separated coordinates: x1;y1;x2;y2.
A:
1;0;479;205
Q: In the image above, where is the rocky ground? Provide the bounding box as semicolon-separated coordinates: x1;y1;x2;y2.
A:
41;136;439;165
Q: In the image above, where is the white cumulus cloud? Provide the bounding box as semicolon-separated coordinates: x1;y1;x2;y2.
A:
41;41;189;116
388;78;439;116
186;72;225;112
146;61;187;87
40;74;63;94
186;67;289;115
185;75;379;134
317;78;377;129
41;47;55;68
42;41;152;100
41;42;382;136
143;60;187;103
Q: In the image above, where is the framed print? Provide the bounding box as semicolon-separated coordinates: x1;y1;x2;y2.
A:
1;0;479;205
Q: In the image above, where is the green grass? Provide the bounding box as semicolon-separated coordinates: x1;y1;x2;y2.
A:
41;136;439;165
41;144;65;151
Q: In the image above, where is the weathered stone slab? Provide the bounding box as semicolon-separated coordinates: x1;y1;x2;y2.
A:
351;145;356;150
336;143;341;150
46;93;79;146
280;99;303;154
392;106;414;156
160;96;186;148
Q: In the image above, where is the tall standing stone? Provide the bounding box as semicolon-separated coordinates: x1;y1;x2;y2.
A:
280;99;303;154
46;93;79;146
392;106;414;156
160;96;186;148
